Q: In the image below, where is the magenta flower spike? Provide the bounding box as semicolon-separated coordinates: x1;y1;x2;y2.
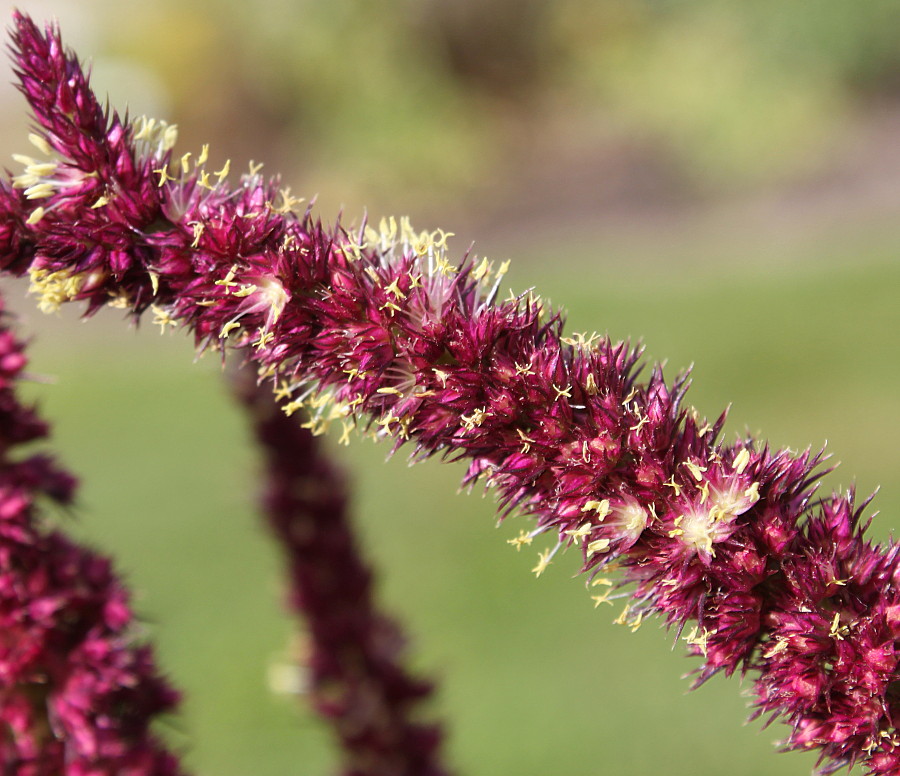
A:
234;367;450;776
0;290;184;774
3;11;900;775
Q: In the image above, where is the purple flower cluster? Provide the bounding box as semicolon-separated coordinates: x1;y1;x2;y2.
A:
0;292;183;774
3;12;900;774
234;369;449;776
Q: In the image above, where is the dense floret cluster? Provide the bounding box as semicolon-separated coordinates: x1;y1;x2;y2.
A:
0;293;183;774
3;12;900;774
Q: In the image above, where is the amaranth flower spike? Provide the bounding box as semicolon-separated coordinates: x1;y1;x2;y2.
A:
0;288;184;775
3;12;900;775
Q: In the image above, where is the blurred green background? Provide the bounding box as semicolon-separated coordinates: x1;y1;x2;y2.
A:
2;1;899;774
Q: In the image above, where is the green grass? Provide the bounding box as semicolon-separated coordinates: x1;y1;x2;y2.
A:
9;222;899;775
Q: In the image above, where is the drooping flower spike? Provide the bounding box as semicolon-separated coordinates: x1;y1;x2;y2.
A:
233;366;450;776
3;12;900;774
0;289;184;775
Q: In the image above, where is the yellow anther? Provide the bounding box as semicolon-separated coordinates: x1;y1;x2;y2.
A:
213;159;231;183
151;305;177;334
564;523;592;540
91;195;109;209
338;420;353;446
407;271;423;288
532;549;552;577
376;413;399;435
24;182;55;199
106;289;131;309
472;256;491;282
514;362;535;376
25;206;46;225
516;428;536;453
582;499;611;520
562;331;601;349
587;538;611;556
190;221;204;248
154;165;174;187
461;407;488;430
148;271;159;296
434;254;456;276
431;228;454;249
684;461;707;481
732;448;751;475
584;373;598;395
220;320;241;338
433;369;449;387
232;284;258;298
664;476;682;496
282;399;304;417
215;265;239;288
383;277;406;299
744;482;760;503
180;152;192;175
28;132;53;155
273;381;292;401
254;330;275;349
248;160;264;176
196;144;209;166
698;480;710;505
553;384;572;401
629;412;649;433
507;530;534;551
763;638;789;658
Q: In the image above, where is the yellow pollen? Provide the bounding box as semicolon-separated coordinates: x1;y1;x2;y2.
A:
507;530;533;550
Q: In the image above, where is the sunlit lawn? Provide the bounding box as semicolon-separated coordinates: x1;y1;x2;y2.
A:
10;218;899;776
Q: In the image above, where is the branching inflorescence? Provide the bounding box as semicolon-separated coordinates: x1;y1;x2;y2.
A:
2;12;900;775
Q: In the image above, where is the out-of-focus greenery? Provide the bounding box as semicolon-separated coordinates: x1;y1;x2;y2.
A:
13;217;900;776
550;0;900;185
17;0;893;210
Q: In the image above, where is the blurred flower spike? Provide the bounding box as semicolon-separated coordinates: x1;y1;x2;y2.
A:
2;10;900;775
0;294;184;774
